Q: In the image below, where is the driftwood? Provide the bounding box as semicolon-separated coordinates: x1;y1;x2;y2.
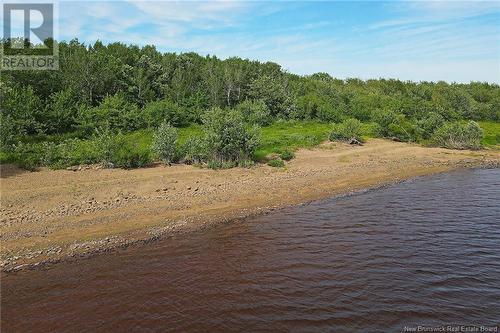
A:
348;138;363;146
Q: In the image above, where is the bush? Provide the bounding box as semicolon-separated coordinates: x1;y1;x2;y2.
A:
430;121;483;150
11;142;43;170
329;118;364;142
279;149;295;161
317;104;343;123
151;121;178;164
77;94;144;135
372;110;418;142
202;107;260;166
93;130;153;168
0;113;17;149
267;158;285;167
143;99;191;128
417;112;445;139
234;99;272;126
94;128;122;166
46;89;79;134
40;139;81;169
113;143;151;168
181;136;207;165
2;85;43;136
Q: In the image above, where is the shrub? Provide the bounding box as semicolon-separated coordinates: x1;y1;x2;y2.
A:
329;118;364;142
181;136;207;165
40;139;81;169
207;160;237;169
417;112;445;139
93;130;153;168
2;85;43;136
279;149;295;161
77;94;144;134
94;128;122;166
113;143;151;168
430;121;483;150
143;99;191;128
0;113;17;149
372;110;418;142
202;107;261;166
234;99;272;126
267;158;285;167
11;142;43;170
46;89;79;134
317;104;343;123
372;109;397;136
151;121;178;164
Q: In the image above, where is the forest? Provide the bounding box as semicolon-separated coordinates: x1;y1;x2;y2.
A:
1;39;499;170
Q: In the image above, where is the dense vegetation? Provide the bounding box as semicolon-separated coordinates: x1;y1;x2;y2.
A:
1;40;499;169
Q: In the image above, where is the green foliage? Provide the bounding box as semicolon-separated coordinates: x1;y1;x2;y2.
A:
478;121;500;147
1;84;43;136
416;112;445;139
143;99;191;127
202;107;260;166
11;142;43;170
93;130;152;168
297;93;344;122
329;118;364;142
113;143;152;168
151;121;178;163
2;40;499;170
248;75;296;118
279;149;295;161
372;110;419;142
234;99;272;126
94;128;122;165
267;158;285;168
181;136;207;165
77;94;144;134
254;121;331;161
0;113;17;149
46;88;79;134
431;121;484;150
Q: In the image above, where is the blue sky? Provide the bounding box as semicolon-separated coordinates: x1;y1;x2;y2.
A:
9;1;500;82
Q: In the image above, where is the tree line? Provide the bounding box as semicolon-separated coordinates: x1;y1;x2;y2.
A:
1;39;499;168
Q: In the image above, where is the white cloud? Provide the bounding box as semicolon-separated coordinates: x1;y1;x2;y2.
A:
52;0;499;83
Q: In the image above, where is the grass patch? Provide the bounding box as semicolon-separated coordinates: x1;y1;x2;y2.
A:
253;120;332;161
478;121;500;148
178;124;203;144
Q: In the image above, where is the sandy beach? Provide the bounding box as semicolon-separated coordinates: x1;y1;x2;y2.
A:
1;139;499;272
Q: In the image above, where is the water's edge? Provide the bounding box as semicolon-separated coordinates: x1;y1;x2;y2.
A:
3;165;498;275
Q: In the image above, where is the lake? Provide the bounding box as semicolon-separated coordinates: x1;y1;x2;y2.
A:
2;168;499;332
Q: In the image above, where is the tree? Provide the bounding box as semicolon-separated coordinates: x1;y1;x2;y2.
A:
248;75;296;118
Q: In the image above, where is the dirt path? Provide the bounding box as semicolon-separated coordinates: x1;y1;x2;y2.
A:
1;139;499;271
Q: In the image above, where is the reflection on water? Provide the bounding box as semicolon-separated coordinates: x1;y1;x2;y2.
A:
2;169;500;332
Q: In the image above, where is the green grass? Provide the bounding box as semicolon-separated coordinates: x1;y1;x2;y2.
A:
253;120;333;161
478;121;500;148
178;124;203;144
7;119;496;170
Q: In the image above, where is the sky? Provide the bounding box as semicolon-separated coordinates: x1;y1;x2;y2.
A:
5;0;500;82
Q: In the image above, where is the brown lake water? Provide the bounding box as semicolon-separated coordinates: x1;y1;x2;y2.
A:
2;168;500;332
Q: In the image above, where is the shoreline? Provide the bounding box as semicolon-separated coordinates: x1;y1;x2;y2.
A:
1;139;499;273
